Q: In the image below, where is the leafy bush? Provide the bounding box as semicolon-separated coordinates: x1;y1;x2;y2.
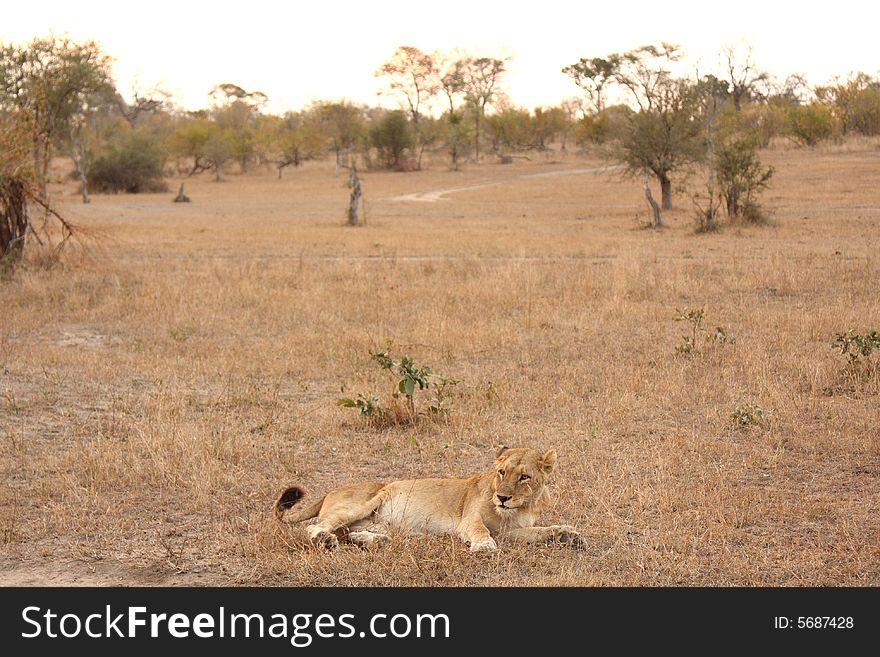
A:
716;137;774;223
788;104;836;146
369;111;413;169
88;129;168;193
833;328;880;375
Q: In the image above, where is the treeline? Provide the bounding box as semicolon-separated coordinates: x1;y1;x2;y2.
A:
1;36;879;209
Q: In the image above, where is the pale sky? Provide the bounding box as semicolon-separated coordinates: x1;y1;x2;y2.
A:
4;0;879;113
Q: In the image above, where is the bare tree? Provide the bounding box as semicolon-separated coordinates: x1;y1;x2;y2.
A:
116;84;170;128
722;43;769;111
436;53;467;113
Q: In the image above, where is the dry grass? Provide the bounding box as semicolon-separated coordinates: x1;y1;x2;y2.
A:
1;143;879;586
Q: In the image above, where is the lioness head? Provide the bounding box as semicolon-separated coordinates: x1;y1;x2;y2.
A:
491;445;556;515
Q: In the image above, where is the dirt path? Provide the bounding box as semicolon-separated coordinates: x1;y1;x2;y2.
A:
387;165;623;202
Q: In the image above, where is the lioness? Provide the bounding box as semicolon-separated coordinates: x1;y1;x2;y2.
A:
275;446;584;552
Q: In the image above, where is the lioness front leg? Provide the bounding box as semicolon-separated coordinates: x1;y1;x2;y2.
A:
503;525;586;548
458;516;497;553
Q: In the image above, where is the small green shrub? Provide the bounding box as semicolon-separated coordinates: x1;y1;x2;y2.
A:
713;327;737;345
337;350;460;425
336;393;379;418
675;308;737;355
674;308;705;355
732;404;769;429
832;329;880;385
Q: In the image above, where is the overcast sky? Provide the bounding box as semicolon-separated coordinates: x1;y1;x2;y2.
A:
4;0;878;113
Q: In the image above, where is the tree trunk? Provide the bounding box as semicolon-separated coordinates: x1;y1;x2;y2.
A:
726;190;738;218
0;179;29;261
474;111;481;162
347;165;362;226
643;169;662;227
660;174;672;210
78;166;90;204
32;136;49;202
705;96;718;230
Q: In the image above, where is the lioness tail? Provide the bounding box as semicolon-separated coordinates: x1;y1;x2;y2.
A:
274;486;324;522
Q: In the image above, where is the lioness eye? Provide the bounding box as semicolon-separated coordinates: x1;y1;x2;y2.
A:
498;469;505;478
519;474;530;482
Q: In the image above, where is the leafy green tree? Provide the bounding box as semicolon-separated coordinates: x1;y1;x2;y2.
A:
533;106;568;150
265;111;327;178
486;107;533;151
168;118;234;180
444;110;471;170
612;46;704;219
0;35;115;200
210;83;266;172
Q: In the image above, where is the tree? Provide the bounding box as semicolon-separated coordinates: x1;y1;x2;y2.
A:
694;75;730;231
314;101;365;169
562;56;620;113
610;45;704;218
533;106;568;150
443;110;471;170
168;118;234;180
0;119;31;264
486;107;534;152
269;111;327;178
459;56;508;161
210;83;265;172
816;73;880;136
0;36;114;201
375;46;438;168
722;43;769;111
116;83;170;128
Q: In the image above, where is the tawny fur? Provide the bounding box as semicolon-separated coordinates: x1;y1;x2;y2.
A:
274;446;584;552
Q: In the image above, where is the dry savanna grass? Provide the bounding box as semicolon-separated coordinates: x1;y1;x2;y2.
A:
1;143;879;586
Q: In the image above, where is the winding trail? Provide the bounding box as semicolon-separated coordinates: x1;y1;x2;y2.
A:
387;164;623;202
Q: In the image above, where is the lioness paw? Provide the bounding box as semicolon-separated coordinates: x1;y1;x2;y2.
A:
469;537;498;553
309;529;339;551
552;525;586;548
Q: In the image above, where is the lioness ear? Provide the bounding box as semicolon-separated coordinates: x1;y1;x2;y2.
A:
494;445;509;460
539;449;557;474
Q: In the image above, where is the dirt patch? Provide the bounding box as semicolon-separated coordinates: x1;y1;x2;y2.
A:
0;559;223;587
